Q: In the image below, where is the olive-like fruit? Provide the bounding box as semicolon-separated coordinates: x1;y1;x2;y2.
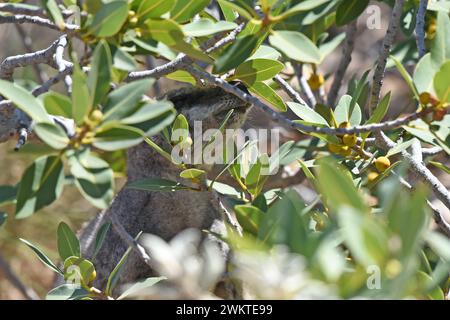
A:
375;156;390;172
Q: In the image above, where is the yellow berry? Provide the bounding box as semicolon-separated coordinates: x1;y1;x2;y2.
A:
338;145;352;157
419;92;431;105
128;10;136;17
89;110;103;123
134;28;142;37
367;172;379;183
339;121;350;129
375;156;390;172
185;136;193;145
307;73;324;90
328;143;341;154
129;16;138;25
427;22;437;39
385;259;402;279
89;269;97;283
342;134;357;147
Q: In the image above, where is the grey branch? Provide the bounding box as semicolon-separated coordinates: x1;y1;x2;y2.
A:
0;253;40;300
273;75;312;109
415;0;429;58
0;35;66;80
369;0;405;112
0;14;79;33
126;22;246;82
327;21;357;107
375;131;450;211
184;63;431;135
292;62;316;107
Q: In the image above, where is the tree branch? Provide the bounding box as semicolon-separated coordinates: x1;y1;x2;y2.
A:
0;253;40;300
415;0;428;58
369;0;405;112
0;14;78;33
327;21;357;107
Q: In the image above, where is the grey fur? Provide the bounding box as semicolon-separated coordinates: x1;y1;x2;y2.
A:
79;85;251;294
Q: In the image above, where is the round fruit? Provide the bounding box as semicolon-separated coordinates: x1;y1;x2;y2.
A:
89;269;97;283
328;143;341;154
89;110;103;123
367;172;379;183
307;73;324;90
339;145;352;157
339;121;350;129
342;134;357;147
375;156;390;172
419;92;431;105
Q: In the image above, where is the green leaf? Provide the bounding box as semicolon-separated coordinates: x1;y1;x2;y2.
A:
216;0;253;20
287;102;329;126
0;80;50;123
234;58;284;85
170;0;210;23
19;238;62;275
249;45;281;60
278;0;331;19
316;158;367;213
87;41;112;107
335;94;362;125
63;256;95;287
88;0;129;37
127;178;190;191
33;122;69;150
414;53;438;94
117;276;166;300
166;70;197;85
426;231;450;262
92;222;111;260
145;19;213;63
361;92;391;141
433;60;450;103
214;34;260;74
258;189;310;255
106;232;143;296
335;0;369;26
337;207;389;267
234;205;264;235
41;0;65;29
103;79;153;121
0;212;7;228
0;185;17;206
390;55;420;99
46;284;89;300
120;101;174;125
41;91;72;118
183;19;237;37
57;222;81;261
112;47;138;72
68;150;114;209
386;139;415;157
137;0;176;19
180;168;205;179
248;81;286;112
71;64;91;125
269;31;321;64
430;11;450;67
15;155;64;219
429;161;450;174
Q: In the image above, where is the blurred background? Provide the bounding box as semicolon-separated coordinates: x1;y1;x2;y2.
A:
0;0;449;299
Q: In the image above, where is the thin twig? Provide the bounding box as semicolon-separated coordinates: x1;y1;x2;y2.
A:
327;21;357;107
369;0;405;112
0;14;79;33
292;62;316;107
184;63;432;135
415;0;429;58
273;75;311;109
0;253;40;300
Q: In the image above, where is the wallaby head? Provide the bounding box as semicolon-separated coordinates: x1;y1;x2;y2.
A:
164;84;252;132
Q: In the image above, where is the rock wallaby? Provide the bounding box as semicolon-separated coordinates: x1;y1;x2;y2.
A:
79;85;251;294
